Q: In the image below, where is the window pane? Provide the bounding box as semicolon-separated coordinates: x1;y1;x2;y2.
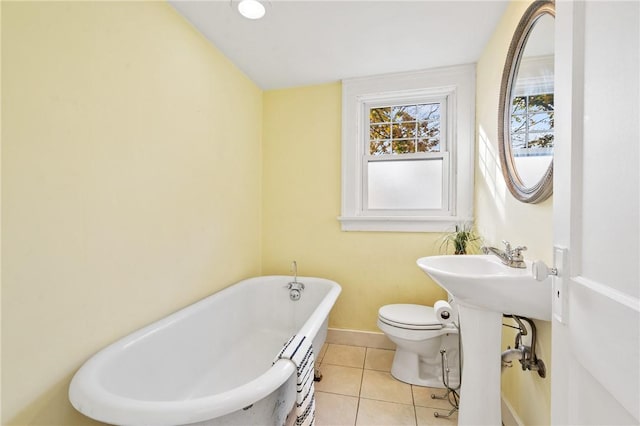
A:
528;112;554;132
367;159;443;210
370;107;391;123
392;140;415;154
512;96;527;114
528;94;554;112
392;122;417;139
418;138;440;152
528;132;554;149
370;140;391;155
417;120;440;139
392;105;417;122
510;114;527;134
416;103;440;120
511;133;527;149
370;123;390;140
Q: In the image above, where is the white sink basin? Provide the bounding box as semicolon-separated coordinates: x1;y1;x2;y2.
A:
417;254;551;321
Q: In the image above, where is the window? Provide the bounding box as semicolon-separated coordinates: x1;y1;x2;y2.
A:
339;65;475;232
511;55;555;158
509;54;554;188
365;98;449;213
511;93;554;158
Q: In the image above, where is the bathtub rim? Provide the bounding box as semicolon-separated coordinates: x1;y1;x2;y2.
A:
69;275;341;426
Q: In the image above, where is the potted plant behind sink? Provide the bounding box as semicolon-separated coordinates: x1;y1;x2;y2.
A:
439;222;482;255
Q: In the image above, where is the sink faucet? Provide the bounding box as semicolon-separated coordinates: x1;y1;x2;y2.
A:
481;240;527;269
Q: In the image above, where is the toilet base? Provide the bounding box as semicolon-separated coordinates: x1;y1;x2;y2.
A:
390;342;460;388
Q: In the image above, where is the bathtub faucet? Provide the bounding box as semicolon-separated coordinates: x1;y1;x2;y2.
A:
288;261;305;291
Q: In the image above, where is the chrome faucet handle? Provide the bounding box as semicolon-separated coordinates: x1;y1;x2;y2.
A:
287;281;305;290
512;246;527;259
501;240;512;254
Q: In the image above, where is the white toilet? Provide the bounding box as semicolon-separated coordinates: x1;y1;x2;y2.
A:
377;303;460;388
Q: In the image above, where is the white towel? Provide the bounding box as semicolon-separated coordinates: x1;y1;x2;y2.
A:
275;335;316;426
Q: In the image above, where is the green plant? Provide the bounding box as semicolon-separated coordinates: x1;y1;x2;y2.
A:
439;222;482;255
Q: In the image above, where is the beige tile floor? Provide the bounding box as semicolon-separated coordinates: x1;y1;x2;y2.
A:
314;343;459;426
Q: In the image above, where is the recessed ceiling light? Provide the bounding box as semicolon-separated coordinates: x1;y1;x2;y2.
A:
237;0;265;20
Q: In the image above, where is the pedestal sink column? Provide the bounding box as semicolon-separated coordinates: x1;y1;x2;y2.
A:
457;302;503;425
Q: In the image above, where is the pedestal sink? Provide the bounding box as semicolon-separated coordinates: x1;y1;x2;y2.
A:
417;255;551;425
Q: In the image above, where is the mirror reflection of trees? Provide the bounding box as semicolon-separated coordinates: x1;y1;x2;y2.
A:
510;93;554;154
369;103;441;155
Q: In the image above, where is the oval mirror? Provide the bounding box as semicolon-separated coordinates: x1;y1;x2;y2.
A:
498;0;555;203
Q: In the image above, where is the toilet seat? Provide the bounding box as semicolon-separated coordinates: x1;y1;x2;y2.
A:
378;304;444;330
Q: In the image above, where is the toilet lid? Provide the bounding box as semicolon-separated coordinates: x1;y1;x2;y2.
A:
378;304;443;330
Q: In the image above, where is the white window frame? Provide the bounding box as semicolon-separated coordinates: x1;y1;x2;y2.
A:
339;64;475;232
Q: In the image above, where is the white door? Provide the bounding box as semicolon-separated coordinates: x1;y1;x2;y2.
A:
552;1;639;424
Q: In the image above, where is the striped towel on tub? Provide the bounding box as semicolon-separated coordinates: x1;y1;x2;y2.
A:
275;335;316;426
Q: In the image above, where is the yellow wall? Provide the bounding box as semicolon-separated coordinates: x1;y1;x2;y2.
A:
475;0;553;424
262;83;448;332
1;2;262;424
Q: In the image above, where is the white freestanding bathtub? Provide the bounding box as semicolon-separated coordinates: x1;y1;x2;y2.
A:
69;275;341;426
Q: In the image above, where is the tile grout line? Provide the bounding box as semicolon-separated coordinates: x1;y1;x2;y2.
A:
411;384;418;426
353;348;366;426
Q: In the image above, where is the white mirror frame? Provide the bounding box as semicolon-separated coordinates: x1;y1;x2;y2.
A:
498;0;555;203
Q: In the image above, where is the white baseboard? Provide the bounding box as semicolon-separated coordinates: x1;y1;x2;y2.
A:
326;328;395;350
501;393;524;426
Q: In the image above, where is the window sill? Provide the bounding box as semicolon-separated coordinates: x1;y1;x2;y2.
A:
337;216;472;233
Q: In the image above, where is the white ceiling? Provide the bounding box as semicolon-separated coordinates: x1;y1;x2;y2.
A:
169;0;509;90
